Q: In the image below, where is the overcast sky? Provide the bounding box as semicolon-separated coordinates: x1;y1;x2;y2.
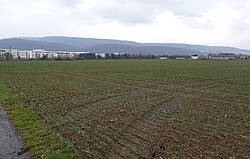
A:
1;0;250;49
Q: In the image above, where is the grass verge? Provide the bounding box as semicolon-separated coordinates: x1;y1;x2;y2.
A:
0;81;80;159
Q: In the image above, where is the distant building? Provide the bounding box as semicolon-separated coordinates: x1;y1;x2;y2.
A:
208;53;236;60
0;50;6;59
159;57;168;60
32;49;45;59
176;57;185;60
113;52;125;55
239;55;249;60
191;54;198;60
16;50;32;59
95;53;106;58
199;56;208;60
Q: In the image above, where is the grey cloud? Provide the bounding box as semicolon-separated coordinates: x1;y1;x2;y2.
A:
50;0;84;8
87;1;152;24
92;1;160;24
178;16;215;30
82;0;219;25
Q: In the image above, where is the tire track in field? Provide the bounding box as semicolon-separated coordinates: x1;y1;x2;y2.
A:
67;92;170;158
60;92;194;158
106;93;193;158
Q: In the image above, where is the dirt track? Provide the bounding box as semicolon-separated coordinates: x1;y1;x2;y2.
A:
0;105;28;159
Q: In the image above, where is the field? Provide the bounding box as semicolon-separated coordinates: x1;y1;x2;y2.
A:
0;60;249;158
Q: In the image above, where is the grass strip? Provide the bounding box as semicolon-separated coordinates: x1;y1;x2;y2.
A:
0;81;80;159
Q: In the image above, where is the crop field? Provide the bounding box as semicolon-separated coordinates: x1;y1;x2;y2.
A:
0;60;249;158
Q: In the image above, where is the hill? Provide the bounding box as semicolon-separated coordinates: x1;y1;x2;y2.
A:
0;36;249;55
0;38;82;51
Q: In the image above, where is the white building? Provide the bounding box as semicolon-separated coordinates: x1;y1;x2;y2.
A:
95;53;106;58
16;50;33;59
191;55;198;60
159;57;168;60
10;49;18;59
0;50;6;59
0;48;94;60
32;49;45;59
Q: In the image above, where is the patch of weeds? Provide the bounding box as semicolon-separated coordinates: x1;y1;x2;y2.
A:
170;145;181;152
3;95;22;105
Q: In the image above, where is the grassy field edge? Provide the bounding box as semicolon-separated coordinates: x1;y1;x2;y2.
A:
0;81;80;159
